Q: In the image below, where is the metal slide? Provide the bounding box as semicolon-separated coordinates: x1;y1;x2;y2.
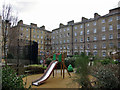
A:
32;61;58;86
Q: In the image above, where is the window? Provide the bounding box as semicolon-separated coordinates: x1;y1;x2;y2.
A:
64;28;66;31
80;45;83;49
102;26;105;32
41;31;43;34
64;40;66;43
21;33;23;37
33;29;35;32
60;29;62;32
56;41;58;44
60;41;62;44
75;26;77;29
67;33;70;37
116;16;120;20
26;34;28;38
80;25;83;28
80;31;83;35
26;28;28;31
41;46;43;49
94;44;97;49
33;35;35;38
118;42;120;48
67;45;70;49
52;46;55;49
109;25;113;30
93;22;96;26
102;43;106;48
60;34;62;38
21;28;23;31
75;38;77;42
102;52;106;57
41;41;43;44
87;23;89;26
118;33;120;38
93;28;97;33
60;46;62;50
37;40;39;44
80;38;83;42
93;51;97;56
102;35;106;40
94;36;97;41
87;44;90;49
75;46;77;49
64;46;66;49
56;31;58;33
87;30;90;34
102;19;105;23
87;37;90;41
109;17;112;22
75;32;77;36
41;36;43;39
67;28;69;31
37;35;39;38
67;39;69;43
109;42;114;48
37;30;39;33
109;34;113;39
53;36;55;39
117;24;120;29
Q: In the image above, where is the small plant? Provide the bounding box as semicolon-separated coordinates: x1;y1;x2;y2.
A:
2;66;25;89
100;59;110;65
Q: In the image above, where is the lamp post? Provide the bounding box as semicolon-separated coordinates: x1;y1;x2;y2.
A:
4;20;9;66
30;27;32;64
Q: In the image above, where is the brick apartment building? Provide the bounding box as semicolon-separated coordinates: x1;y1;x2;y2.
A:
51;7;120;57
0;16;2;59
10;20;52;56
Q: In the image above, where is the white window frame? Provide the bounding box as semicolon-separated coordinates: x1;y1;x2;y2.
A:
80;31;83;35
109;34;113;39
102;35;106;40
117;24;120;29
94;36;97;41
75;26;77;29
102;19;105;23
80;25;83;28
109;17;112;22
75;32;77;36
93;28;97;33
102;26;106;32
87;30;90;34
109;25;113;30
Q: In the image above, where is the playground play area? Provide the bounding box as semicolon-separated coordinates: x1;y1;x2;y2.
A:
23;52;80;88
23;70;79;88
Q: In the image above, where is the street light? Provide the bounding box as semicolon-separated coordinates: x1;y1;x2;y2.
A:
4;20;9;66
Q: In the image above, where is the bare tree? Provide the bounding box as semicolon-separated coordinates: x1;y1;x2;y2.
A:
1;4;18;65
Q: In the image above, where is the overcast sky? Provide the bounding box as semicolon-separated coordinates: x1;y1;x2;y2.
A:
0;0;119;31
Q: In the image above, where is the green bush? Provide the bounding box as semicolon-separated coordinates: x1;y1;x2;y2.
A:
100;59;110;65
91;63;120;89
73;53;92;88
111;60;119;64
92;66;119;88
25;64;47;74
2;66;25;89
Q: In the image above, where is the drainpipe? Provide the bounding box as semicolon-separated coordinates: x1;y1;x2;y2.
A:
71;25;74;55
